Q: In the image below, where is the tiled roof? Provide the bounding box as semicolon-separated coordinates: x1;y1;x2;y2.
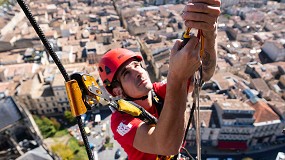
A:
247;100;280;123
267;101;285;117
250;78;270;96
211;72;242;90
1;63;38;80
0;82;11;92
18;79;33;95
266;90;284;102
217;99;254;111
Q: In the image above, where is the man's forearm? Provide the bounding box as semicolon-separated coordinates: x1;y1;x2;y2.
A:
154;75;188;155
201;28;217;81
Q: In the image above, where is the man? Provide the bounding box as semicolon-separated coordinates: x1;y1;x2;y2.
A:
98;1;220;159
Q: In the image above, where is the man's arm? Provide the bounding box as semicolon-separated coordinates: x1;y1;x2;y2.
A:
201;27;217;81
133;37;201;155
182;0;221;82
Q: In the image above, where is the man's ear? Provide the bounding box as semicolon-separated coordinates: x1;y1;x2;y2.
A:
112;86;123;97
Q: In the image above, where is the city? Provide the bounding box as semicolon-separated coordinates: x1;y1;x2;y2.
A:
0;0;285;160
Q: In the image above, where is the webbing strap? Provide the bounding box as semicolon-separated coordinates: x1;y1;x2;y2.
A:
151;89;164;116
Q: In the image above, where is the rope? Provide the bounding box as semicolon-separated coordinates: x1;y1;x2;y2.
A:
16;0;94;159
179;28;204;160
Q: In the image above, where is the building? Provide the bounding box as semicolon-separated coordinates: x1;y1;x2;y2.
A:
261;41;285;62
221;0;240;8
248;99;282;146
213;99;255;150
50;73;69;115
0;96;54;159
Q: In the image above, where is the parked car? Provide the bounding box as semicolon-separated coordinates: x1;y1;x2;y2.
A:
114;149;121;159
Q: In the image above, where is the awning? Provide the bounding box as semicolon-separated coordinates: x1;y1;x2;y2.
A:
218;141;247;150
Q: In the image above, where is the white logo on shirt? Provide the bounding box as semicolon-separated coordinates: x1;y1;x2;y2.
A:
161;79;167;84
117;122;133;136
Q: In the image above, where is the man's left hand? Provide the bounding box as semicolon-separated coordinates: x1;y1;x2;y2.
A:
181;0;221;39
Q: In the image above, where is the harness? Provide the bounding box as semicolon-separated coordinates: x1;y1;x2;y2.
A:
114;89;163;124
151;89;164;116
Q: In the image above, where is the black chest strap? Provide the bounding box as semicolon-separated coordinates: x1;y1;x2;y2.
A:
151;89;164;116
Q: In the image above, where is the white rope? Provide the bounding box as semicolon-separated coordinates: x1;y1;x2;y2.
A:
194;70;202;160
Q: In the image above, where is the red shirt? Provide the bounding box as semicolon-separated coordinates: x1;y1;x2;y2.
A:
110;82;166;160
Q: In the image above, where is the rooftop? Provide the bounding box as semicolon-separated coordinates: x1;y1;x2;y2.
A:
216;99;255;112
247;99;280;124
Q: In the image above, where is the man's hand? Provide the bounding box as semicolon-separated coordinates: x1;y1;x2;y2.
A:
181;0;221;82
181;0;221;38
168;37;201;83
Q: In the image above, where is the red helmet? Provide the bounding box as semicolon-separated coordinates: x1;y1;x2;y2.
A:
98;48;143;95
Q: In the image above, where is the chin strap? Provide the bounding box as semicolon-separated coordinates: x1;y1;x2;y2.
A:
124;94;149;101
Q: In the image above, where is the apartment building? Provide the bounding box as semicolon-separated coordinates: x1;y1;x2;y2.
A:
0;96;54;159
213;99;255;150
248;99;281;146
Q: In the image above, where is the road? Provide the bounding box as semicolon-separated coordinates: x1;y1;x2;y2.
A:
70;109;127;160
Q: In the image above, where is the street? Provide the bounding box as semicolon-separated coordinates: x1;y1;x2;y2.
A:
69;109;127;160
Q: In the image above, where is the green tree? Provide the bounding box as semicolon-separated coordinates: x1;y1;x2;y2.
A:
50;117;61;130
34;115;57;138
0;0;8;6
64;111;76;124
51;143;74;160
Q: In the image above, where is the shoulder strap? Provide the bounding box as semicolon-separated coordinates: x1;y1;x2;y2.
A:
112;99;158;125
151;89;164;116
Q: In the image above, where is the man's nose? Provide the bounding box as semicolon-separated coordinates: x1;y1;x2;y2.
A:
132;68;142;79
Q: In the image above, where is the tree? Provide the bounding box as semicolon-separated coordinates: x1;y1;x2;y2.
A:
33;115;57;138
64;111;76;124
50;117;61;130
51;143;74;160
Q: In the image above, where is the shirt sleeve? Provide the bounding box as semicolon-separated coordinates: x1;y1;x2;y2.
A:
153;81;167;99
153;79;192;98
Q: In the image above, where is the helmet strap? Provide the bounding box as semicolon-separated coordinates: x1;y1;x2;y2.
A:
124;94;149;101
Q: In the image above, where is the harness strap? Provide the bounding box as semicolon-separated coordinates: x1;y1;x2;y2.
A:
151;89;164;116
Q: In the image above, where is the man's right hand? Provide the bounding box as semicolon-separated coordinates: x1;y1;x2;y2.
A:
168;36;202;83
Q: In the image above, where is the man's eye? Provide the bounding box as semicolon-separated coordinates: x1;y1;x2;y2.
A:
123;70;129;77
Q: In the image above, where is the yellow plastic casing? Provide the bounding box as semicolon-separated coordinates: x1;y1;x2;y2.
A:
65;80;87;117
198;29;205;57
183;27;191;39
117;99;142;117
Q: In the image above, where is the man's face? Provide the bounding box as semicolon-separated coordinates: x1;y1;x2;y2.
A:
116;59;152;98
